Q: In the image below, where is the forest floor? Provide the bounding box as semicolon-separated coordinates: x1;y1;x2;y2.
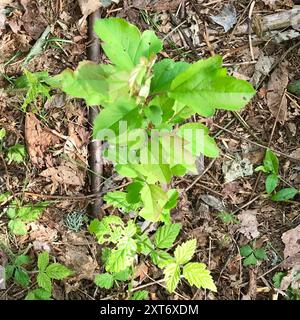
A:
0;0;300;300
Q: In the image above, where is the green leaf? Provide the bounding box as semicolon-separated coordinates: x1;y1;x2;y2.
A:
155;223;182;249
15;254;30;267
177;123;219;158
106;247;135;273
265;174;279;194
263;149;279;174
126;181;143;204
46;61;109;106
255;165;268;173
163;262;181;293
38;252;49;271
113;268;132;281
0;128;6;140
243;252;258;266
288;80;300;97
131;290;149;300
7;144;26;164
151;59;189;94
139;184;169;222
164;189;179;210
183;262;217;292
37;272;52;292
17;202;48;222
94;18;162;71
104;191;141;213
25;288;52;300
174;239;196;265
8;219;27;235
137;234;154;255
273;272;286;289
5;265;15;280
144;105;162;126
240;245;253;257
150;250;174;269
93;98;142;141
254;248;267;261
46;263;72;280
94;273;114;289
271;188;299;202
0;192;10;204
14;269;30;287
170;55;255;117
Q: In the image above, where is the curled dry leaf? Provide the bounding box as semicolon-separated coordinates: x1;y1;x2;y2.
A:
267;63;289;124
237;210;260;240
25;113;60;168
282;224;300;259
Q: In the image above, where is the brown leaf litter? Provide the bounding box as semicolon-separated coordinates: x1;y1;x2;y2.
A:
25;112;60;168
237;210;260;240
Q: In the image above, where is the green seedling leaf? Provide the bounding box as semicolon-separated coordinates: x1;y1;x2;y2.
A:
38;252;49;271
183;262;217;292
8;219;27;235
15;254;30;267
243;252;258;266
25;288;52;300
104;191;141;213
265;173;279;194
94;18;162;71
174;239;196;265
37;272;52;292
288;80;300;97
271;188;299;201
263;149;279;174
7;144;26;164
150;250;174;269
218;211;239;224
240;245;253;257
0;128;6;140
94;273;114;289
113;268;132;282
163;262;180;293
273;272;286;289
253;248;267;261
155;223;181;249
131;290;149;300
45;263;73;280
14;269;30;287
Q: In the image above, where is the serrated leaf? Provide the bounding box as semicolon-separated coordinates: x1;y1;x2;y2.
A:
46;61;109;106
8;219;27;235
243;252;257;266
106;247;135;273
94;18;162;71
14;269;30;287
37;272;52;292
183;262;217;292
272;272;286;289
46;263;72;280
25;288;52;300
137;234;154;255
170;55;255;117
7;144;26;164
174;239;196;265
38;252;49;271
94;273;114;289
155;223;182;249
271;188;299;202
113;268;132;281
131;290;149;300
265;174;279;194
5;265;14;280
0;192;10;203
139;184;169;222
263;149;279;174
104;191;141;213
150;250;174;269
240;245;253;257
164;189;179;210
163;263;180;293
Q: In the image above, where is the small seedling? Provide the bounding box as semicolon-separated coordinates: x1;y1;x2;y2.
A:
130;290;149;300
272;271;300;300
5;254;31;287
240;243;267;266
218;211;239;224
256;149;299;201
5;200;49;235
94;268;131;290
6;144;26;164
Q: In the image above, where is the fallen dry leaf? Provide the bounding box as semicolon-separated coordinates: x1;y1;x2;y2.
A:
282;224;300;259
238;210;260;239
40;161;85;187
267;63;289;124
60;245;97;280
78;0;101;16
25;113;60;168
131;0;182;11
134;262;149;281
